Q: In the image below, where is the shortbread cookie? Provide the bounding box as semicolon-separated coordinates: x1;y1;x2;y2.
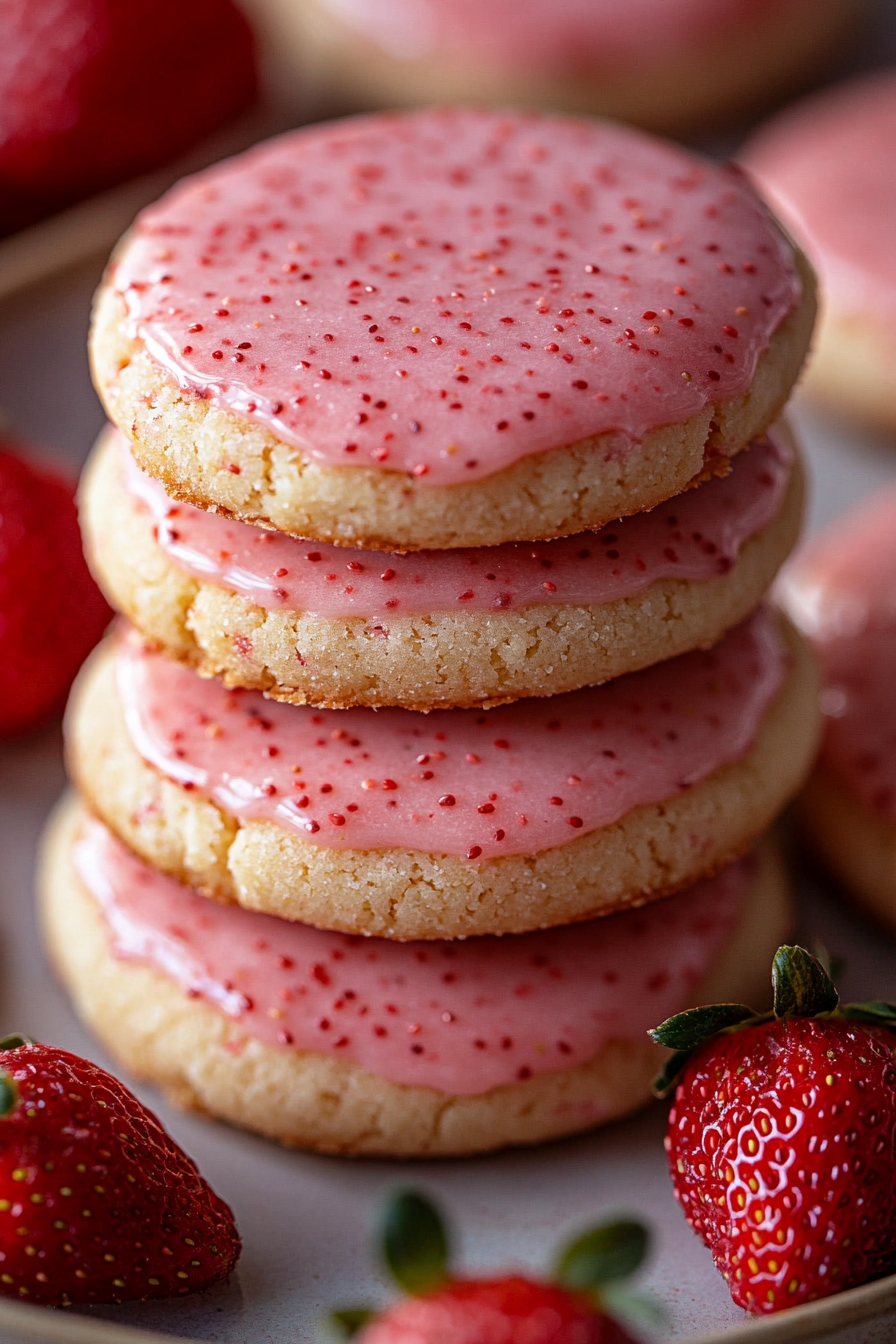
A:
91;107;816;551
745;72;896;434
260;0;856;133
66;609;819;938
781;485;896;927
81;423;803;709
40;799;792;1157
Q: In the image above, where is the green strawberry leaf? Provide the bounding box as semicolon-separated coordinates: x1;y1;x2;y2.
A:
382;1191;449;1295
649;1003;756;1051
772;945;839;1018
0;1072;17;1117
652;1048;699;1099
554;1218;648;1290
0;1034;32;1052
838;1001;896;1025
598;1283;666;1335
330;1308;376;1338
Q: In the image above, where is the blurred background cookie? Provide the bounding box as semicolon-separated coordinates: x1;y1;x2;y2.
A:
242;0;860;132
745;71;896;435
782;485;896;928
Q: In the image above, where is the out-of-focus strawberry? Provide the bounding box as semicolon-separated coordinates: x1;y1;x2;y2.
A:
333;1190;654;1344
0;1036;240;1304
0;440;109;734
653;945;896;1315
0;0;258;236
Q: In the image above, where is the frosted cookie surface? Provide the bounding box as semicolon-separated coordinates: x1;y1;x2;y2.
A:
93;108;814;548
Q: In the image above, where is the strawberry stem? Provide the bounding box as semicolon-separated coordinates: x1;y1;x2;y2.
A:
772;945;839;1017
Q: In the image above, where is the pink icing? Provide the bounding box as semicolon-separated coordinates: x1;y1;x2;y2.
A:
745;72;896;326
115;607;786;859
320;0;792;71
114;108;800;485
121;427;791;618
781;486;896;820
74;814;750;1094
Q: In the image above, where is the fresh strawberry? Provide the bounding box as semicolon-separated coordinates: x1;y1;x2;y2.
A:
0;1036;240;1305
0;441;109;734
333;1190;653;1344
652;945;896;1315
0;0;257;236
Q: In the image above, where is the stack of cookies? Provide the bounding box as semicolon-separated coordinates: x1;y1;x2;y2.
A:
41;108;820;1157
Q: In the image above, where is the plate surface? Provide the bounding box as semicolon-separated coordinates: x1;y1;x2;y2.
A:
2;31;896;1339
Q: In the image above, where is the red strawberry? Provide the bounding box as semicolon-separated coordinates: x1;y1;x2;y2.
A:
0;441;110;735
0;0;257;236
0;1036;240;1305
356;1277;636;1344
333;1191;652;1344
652;945;896;1315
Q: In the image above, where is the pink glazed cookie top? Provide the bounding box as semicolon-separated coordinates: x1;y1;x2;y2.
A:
122;427;792;618
74;814;750;1094
318;0;794;71
114;108;800;484
745;72;896;324
781;486;896;819
116;607;787;859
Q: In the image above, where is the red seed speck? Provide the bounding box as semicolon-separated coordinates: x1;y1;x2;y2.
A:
439;794;456;807
568;816;584;828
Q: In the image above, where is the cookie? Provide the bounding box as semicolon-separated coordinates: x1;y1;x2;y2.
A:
91;107;816;551
81;422;804;710
781;484;896;927
256;0;856;133
65;609;819;939
744;72;896;435
40;798;792;1157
